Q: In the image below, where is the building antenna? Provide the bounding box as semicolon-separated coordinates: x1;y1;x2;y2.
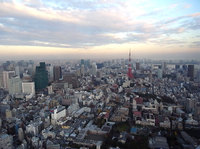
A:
127;49;133;79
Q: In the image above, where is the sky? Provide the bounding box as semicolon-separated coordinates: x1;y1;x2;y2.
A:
0;0;200;60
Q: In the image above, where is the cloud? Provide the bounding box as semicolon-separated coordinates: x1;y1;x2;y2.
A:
151;38;185;45
169;3;178;9
0;2;82;23
0;0;199;50
183;4;192;9
188;12;200;17
190;41;200;48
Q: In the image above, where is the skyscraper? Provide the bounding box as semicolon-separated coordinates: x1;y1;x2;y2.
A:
85;59;90;68
34;62;48;91
80;59;85;66
53;66;62;81
91;63;97;76
175;65;180;70
46;64;54;82
127;50;133;79
182;65;187;71
3;71;15;89
8;75;22;95
157;69;163;79
187;65;194;81
80;64;85;76
136;62;140;70
162;62;167;75
0;72;3;88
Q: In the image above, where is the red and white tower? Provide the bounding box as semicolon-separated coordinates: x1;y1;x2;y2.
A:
127;49;133;79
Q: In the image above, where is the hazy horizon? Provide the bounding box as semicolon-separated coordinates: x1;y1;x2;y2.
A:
0;51;200;62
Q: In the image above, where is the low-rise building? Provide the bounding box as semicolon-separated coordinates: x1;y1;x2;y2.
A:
51;106;66;125
0;133;13;149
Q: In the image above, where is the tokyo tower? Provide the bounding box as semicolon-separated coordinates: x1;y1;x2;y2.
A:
127;49;133;79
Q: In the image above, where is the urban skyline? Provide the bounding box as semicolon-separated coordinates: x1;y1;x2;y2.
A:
0;1;200;148
0;58;200;149
0;0;200;60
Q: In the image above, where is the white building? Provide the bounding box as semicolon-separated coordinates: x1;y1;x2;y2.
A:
6;109;12;119
132;99;137;111
157;69;163;79
122;80;130;88
26;121;42;136
91;62;97;76
51;106;66;124
3;71;15;89
15;66;20;76
8;75;22;95
42;129;56;139
46;65;54;82
47;85;53;94
18;128;24;141
22;82;35;96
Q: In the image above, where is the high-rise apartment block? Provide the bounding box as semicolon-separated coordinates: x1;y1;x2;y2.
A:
34;62;48;91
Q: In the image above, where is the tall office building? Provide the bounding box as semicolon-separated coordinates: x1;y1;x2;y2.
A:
15;66;20;76
157;69;163;79
34;62;48;91
27;63;34;76
162;62;167;74
8;75;22;95
80;64;85;76
136;62;140;70
0;72;3;88
197;69;200;82
182;65;187;71
175;65;180;70
0;66;3;88
187;65;194;81
46;64;54;82
85;59;90;68
91;63;97;76
53;66;62;81
80;59;85;66
3;71;15;89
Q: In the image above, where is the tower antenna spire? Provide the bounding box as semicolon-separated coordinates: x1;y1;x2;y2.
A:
127;49;133;79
